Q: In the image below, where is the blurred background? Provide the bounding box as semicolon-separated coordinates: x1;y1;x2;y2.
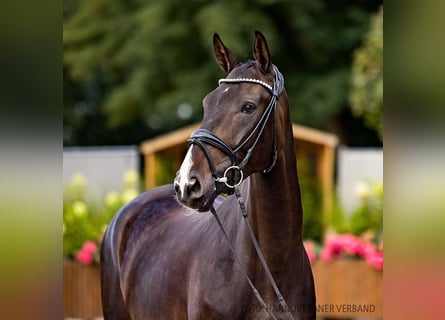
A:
62;0;383;319
63;0;382;147
6;0;445;319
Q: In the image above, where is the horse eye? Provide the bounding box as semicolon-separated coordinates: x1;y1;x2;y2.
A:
241;103;256;114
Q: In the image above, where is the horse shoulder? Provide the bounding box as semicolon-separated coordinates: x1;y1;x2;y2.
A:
102;184;178;272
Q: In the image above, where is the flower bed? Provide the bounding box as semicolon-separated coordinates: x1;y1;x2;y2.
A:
64;171;140;263
305;232;383;270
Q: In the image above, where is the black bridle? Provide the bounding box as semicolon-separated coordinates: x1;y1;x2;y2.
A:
187;65;295;320
188;65;284;190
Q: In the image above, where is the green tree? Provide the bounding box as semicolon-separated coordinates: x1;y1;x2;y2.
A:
349;6;383;140
64;0;382;146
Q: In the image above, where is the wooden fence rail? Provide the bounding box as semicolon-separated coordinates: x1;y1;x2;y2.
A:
64;259;382;319
64;260;102;319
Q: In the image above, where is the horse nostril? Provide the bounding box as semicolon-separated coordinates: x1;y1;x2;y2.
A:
186;177;202;196
174;182;180;195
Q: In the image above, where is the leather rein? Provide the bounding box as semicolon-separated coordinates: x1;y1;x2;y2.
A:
187;65;294;320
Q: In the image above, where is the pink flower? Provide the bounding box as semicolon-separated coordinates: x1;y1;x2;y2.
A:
76;250;93;264
83;240;97;253
358;240;384;270
366;251;383;270
76;240;98;265
320;234;344;262
320;248;334;262
361;242;376;260
305;233;383;269
304;241;316;264
340;233;362;256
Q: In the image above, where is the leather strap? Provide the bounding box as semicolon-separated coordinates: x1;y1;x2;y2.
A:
210;207;279;320
189;65;294;319
234;188;294;320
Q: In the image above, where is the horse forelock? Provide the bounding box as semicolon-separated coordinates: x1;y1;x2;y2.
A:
228;60;262;77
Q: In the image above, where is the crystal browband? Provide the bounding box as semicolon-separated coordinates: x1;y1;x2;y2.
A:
218;78;273;93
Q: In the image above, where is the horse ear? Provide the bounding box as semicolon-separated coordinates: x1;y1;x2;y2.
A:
213;33;239;73
253;31;272;73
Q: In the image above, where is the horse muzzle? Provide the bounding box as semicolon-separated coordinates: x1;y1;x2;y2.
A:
174;172;217;212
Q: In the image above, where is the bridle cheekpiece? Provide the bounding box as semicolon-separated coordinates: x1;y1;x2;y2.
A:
188;65;284;190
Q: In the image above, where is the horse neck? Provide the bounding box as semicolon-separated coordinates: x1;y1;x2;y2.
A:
241;103;304;267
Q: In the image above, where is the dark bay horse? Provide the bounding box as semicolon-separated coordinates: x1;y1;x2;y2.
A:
101;31;315;320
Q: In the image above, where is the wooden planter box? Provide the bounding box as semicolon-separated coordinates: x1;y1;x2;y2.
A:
64;259;382;319
313;260;382;319
64;260;102;319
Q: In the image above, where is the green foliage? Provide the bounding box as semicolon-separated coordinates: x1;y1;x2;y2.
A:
63;171;141;258
300;176;323;242
63;0;382;146
156;154;179;186
328;180;383;238
328;197;349;234
349;6;383;140
349;180;383;236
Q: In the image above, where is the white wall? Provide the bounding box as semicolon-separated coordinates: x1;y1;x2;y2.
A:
337;147;383;214
63;146;140;199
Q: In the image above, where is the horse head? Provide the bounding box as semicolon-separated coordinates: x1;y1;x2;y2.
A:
174;31;285;212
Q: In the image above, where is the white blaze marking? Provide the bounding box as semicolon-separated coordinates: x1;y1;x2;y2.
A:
177;146;194;196
222;87;230;93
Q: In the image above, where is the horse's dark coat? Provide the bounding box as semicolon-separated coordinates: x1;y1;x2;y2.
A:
101;32;315;320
